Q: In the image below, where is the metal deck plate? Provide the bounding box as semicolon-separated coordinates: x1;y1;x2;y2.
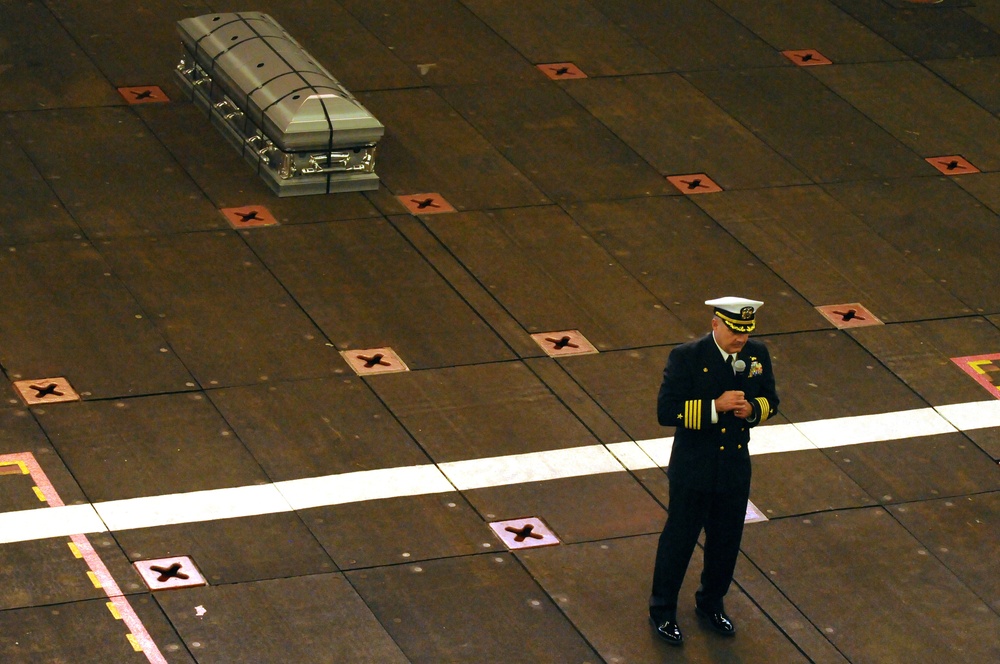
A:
35;394;268;502
820;432;1000;504
564;74;810;189
954;170;1000;215
889;493;1000;611
464;0;664;76
823;177;1000;313
686;67;931;182
712;0;907;63
849;319;1000;459
522;356;631;444
43;0;212;96
438;84;674;204
0;2;121;111
359;88;549;210
0;134;82;245
694;186;970;322
155;574;408;663
0;411;87;508
304;493;495;569
369;362;600;462
389;214;545;358
7;108;224;237
556;346;674;442
339;0;541;86
740;508;1000;663
765;331;929;422
116;513;335;586
829;0;1000;60
925;56;1000;116
347;555;600;662
519;537;812;662
99;232;343;387
592;0;787;70
565;196;822;335
466;473;666;543
751;449;874;518
424;208;691;350
848;318;1000;406
0;241;194;399
0;595;194;664
813;61;1000;171
208;377;429;481
0;536;139;610
242;219;514;369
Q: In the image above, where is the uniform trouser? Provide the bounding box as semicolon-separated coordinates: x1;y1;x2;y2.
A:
650;480;749;617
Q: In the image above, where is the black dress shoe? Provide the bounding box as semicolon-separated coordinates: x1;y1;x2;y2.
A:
695;606;736;636
649;616;684;645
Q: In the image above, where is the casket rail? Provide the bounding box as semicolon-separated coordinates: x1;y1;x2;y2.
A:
175;12;384;196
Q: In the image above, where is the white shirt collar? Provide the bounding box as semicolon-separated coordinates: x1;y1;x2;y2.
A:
711;331;735;362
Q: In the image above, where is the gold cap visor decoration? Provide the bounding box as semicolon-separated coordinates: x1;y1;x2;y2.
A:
706;296;764;333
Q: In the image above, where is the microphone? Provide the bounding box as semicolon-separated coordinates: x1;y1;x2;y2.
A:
733;359;746;374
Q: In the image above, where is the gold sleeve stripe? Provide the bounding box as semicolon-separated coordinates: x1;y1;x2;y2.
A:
684;399;702;429
755;397;771;422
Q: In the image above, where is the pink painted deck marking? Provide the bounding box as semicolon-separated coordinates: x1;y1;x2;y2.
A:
0;452;167;664
952;353;1000;400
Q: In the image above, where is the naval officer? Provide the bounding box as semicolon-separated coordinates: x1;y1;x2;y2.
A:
649;297;779;645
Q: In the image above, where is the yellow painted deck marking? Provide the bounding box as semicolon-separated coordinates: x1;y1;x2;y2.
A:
68;541;82;558
107;601;122;620
87;571;102;589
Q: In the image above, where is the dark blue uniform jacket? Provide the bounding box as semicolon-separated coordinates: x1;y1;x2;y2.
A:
657;333;779;493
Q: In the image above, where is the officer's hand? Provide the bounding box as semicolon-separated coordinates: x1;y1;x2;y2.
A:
715;391;749;413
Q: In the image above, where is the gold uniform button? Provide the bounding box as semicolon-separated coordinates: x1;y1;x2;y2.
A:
719;446;725;451
738;444;743;449
721;428;727;434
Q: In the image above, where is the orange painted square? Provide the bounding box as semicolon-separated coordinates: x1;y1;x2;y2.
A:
118;86;170;104
530;330;599;357
925;155;980;176
397;194;456;216
815;303;883;329
666;173;723;195
220;206;278;228
781;49;833;66
13;377;81;405
536;63;587;80
340;347;409;376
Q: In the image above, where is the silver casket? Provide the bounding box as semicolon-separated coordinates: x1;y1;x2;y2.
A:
175;12;384;196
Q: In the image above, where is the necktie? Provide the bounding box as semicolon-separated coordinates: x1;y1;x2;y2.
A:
728;355;736;374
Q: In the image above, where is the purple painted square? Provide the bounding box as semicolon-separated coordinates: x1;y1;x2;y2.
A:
489;517;560;550
134;556;207;591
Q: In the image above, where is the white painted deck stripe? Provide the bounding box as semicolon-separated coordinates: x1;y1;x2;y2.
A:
0;504;107;544
936;400;1000;432
1;399;997;544
793;407;957;449
94;484;292;532
440;445;624;490
276;465;454;510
